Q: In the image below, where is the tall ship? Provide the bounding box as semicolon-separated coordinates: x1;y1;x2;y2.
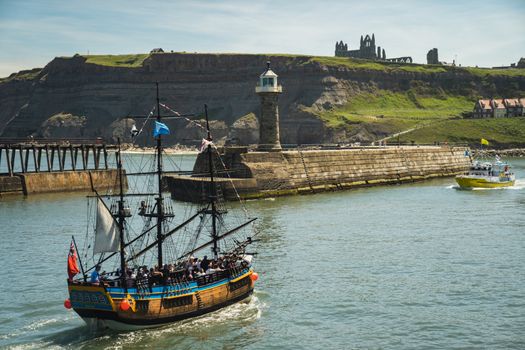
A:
64;85;259;330
456;156;515;189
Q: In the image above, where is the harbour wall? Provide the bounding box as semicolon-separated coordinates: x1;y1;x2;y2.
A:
0;169;125;196
166;146;471;202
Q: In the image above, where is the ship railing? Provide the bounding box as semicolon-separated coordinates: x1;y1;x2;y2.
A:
227;266;249;279
165;277;194;296
193;266;247;287
195;270;229;286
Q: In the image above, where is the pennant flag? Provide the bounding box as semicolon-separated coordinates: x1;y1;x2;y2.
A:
481;138;489;145
130;124;139;138
153;121;170;138
199;138;213;153
67;240;80;281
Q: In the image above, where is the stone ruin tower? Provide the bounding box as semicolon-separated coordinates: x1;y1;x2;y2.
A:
427;48;439;64
256;61;283;152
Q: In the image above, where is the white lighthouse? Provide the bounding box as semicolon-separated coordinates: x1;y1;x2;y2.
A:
255;61;282;152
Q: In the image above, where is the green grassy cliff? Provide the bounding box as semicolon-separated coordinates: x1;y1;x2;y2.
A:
1;52;524;146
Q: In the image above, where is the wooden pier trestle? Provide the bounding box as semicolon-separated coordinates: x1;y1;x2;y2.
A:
0;139;124;196
0;139;116;176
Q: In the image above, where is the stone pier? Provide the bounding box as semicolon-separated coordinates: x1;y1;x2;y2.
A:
0;169;126;196
164;146;471;202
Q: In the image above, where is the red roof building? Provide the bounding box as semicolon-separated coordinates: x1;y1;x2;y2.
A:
473;98;524;118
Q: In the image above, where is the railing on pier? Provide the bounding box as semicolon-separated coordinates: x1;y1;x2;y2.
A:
0;138;117;176
245;142;469;152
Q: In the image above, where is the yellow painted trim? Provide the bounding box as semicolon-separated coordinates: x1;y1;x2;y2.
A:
230;270;252;283
68;284;116;311
68;284;106;292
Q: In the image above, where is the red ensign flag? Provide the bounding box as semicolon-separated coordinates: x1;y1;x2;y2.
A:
67;241;80;281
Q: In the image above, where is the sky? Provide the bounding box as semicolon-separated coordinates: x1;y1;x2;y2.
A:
0;0;524;78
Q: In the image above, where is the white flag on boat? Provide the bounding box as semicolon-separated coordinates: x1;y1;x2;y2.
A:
93;198;119;254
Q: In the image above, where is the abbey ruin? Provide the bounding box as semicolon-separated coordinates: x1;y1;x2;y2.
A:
335;34;413;63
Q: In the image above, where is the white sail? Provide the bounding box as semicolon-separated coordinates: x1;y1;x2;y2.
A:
93;198;119;254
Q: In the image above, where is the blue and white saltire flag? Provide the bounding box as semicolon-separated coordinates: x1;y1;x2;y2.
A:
153;121;170;138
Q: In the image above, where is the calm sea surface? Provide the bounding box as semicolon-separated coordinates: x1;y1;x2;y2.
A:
0;154;524;349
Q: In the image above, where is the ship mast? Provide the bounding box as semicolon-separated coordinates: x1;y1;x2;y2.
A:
155;82;165;269
204;104;219;260
116;139;127;292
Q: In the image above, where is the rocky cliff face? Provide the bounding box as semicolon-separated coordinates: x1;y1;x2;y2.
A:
1;53;524;145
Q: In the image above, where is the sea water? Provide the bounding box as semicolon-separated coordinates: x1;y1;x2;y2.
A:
0;155;524;349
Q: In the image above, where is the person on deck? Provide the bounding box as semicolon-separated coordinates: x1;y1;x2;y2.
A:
201;256;210;272
206;262;218;274
90;265;101;284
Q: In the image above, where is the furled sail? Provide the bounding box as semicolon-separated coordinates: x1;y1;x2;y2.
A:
93;198;119;254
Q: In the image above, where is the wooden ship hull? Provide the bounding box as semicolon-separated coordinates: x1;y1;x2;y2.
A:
68;268;255;330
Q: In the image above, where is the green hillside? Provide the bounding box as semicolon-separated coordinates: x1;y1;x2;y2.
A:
310;56;525;77
314;88;525;146
397;118;525;147
80;52;525;77
318;90;472;125
77;53;524;146
1;52;523;146
84;54;149;67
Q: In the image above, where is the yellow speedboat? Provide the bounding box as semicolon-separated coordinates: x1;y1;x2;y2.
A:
456;158;515;189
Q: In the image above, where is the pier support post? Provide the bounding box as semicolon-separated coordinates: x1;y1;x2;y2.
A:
6;148;13;176
103;145;108;169
69;145;76;170
74;147;79;170
58;146;64;171
82;145;89;170
24;148;30;173
59;146;66;171
45;145;51;172
32;146;39;172
19;145;26;173
50;146;56;171
11;147;16;174
95;146;101;170
37;148;42;172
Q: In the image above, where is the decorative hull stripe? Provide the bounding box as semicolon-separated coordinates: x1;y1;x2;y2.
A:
75;289;254;327
105;270;252;299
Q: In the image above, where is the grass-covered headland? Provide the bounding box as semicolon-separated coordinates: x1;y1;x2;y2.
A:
1;52;523;147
